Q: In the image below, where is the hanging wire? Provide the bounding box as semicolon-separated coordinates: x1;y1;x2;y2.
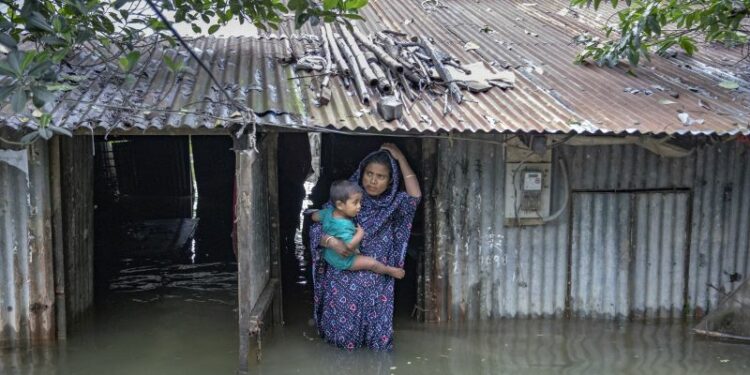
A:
144;0;257;150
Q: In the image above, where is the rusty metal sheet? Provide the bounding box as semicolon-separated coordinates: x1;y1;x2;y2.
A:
1;142;55;347
431;136;750;320
0;1;747;136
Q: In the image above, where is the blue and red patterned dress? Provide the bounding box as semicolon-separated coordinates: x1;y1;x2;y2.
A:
310;151;419;351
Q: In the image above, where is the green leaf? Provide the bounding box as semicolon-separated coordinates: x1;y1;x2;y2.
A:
31;86;54;108
0;61;16;76
6;51;22;76
0;85;16;102
11;89;27;112
208;24;220;34
341;13;365;21
19;131;39;145
118;56;131;72
678;36;696;56
323;0;338;10
345;0;368;10
19;52;35;72
0;33;17;50
101;17;115;34
27;12;55;33
38;127;53;140
48;125;73;137
47;83;76;91
718;80;739;90
191;23;201;33
123;50;140;72
28;61;53;78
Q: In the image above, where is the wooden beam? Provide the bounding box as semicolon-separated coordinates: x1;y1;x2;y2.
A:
246;278;280;364
49;137;67;341
265;132;284;325
234;134;258;374
421;138;438;322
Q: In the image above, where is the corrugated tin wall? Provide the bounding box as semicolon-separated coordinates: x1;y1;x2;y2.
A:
60;137;94;323
236;134;271;368
0;143;55;346
431;136;750;321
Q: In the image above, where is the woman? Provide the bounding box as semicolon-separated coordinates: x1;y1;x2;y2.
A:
310;143;421;351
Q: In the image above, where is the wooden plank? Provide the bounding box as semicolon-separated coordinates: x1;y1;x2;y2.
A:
49;137;67;341
234;134;258;374
421;138;438;322
246;278;280;364
264;132;284;325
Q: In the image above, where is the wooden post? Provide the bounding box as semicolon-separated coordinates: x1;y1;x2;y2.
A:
421;138;438;322
49;137;67;341
265;132;284;325
234;134;258;374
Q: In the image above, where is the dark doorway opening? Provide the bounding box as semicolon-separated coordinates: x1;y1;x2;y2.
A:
277;133;423;323
70;135;240;371
93;135;237;292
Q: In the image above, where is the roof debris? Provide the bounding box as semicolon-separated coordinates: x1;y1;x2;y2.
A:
287;21;516;121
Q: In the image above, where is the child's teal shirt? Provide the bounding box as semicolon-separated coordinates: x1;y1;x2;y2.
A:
319;207;356;270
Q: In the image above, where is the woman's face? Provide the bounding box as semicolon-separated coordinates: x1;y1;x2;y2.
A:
362;162;391;197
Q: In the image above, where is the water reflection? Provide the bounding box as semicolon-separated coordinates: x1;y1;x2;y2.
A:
252;319;750;375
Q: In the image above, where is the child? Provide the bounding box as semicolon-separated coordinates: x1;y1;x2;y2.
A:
312;180;405;279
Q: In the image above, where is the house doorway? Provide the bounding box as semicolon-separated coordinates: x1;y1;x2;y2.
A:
58;135;241;373
277;133;424;324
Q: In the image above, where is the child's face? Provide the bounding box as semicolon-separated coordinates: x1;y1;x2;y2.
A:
336;192;362;218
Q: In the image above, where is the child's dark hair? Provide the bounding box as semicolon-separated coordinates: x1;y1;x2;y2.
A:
330;180;362;204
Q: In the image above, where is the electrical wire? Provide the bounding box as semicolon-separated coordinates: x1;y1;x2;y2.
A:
143;0;257;148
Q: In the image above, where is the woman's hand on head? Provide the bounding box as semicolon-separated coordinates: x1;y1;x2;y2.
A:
380;143;405;162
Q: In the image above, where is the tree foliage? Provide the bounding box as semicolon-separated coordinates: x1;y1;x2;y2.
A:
571;0;750;68
0;0;368;143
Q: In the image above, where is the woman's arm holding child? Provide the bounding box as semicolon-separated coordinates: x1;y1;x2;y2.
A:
346;225;365;253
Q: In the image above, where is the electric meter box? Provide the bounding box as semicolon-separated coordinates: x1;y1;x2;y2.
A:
504;163;551;226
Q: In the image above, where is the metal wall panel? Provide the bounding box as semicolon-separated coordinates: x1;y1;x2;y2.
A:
236;134;271;370
569;192;690;319
0;143;55;347
432;136;750;320
60;137;95;323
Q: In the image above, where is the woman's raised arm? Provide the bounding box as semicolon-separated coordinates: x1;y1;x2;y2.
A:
381;143;422;198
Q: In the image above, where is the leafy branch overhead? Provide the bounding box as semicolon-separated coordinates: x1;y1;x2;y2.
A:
571;0;750;67
0;0;369;143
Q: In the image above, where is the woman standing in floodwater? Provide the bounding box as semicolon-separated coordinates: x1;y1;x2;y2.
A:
310;143;421;351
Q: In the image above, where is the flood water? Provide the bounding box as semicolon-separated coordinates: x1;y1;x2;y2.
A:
3;142;750;374
3;244;750;375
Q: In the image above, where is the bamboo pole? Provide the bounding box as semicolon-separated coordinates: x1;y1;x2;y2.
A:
415;36;463;104
319;26;334;104
351;25;404;73
334;32;370;105
337;23;378;86
324;24;349;76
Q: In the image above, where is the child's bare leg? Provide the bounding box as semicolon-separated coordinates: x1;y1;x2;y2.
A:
350;255;405;279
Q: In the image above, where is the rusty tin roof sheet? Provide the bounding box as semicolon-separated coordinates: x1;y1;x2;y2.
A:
0;0;747;135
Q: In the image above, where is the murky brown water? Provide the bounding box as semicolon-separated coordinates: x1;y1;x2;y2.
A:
3;263;750;374
4;169;750;374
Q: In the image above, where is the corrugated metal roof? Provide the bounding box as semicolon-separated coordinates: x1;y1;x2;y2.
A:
0;0;748;135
